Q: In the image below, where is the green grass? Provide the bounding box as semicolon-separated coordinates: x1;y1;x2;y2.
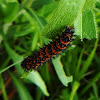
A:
0;0;100;100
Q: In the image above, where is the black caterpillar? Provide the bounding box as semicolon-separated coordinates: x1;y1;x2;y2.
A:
21;26;75;71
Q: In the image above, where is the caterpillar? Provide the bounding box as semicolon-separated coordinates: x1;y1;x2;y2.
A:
21;26;75;71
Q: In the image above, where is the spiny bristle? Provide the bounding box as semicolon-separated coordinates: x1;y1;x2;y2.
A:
21;26;75;71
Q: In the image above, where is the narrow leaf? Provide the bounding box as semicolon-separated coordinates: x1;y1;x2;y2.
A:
26;71;50;96
70;81;80;100
0;74;8;100
9;72;33;100
52;56;73;86
80;73;100;95
78;37;98;81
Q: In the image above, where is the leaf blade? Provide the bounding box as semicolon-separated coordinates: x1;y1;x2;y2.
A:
52;56;73;86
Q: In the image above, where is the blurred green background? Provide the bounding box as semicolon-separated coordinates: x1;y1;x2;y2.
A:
0;0;100;100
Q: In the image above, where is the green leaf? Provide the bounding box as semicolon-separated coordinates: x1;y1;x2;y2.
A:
0;0;18;22
0;60;22;74
80;73;100;95
75;9;97;39
75;48;84;79
52;56;73;86
70;81;80;100
83;0;96;10
1;28;23;74
25;71;50;96
25;8;46;30
95;0;100;9
31;31;39;51
21;70;49;96
0;74;8;100
4;43;23;74
82;10;97;39
78;37;98;81
41;0;86;38
92;83;99;100
21;8;46;30
15;26;35;37
9;72;33;100
32;0;53;10
37;2;58;17
35;87;42;100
